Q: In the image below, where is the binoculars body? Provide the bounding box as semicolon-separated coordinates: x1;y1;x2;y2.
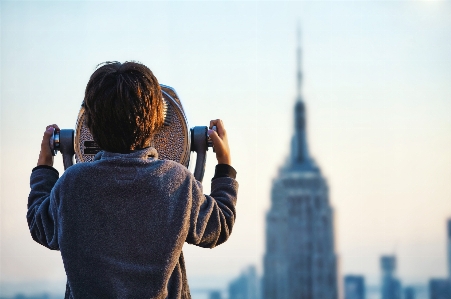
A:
51;85;213;182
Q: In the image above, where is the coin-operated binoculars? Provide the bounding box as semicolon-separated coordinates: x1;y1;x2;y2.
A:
50;85;214;182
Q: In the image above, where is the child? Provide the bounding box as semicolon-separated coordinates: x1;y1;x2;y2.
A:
27;61;238;299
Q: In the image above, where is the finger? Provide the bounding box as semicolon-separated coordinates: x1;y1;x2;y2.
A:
209;119;219;137
207;129;221;145
209;119;218;129
209;119;227;139
214;119;225;137
46;124;60;131
44;126;54;136
41;126;55;143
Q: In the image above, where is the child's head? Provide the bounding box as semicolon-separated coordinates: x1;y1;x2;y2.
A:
84;61;164;153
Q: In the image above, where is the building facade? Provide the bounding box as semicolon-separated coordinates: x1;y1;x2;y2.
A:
404;287;415;299
344;275;365;299
208;291;222;299
381;256;401;299
447;219;451;279
228;266;259;299
429;279;451;299
262;32;338;299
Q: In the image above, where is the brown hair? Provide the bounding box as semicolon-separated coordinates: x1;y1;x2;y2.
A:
83;61;164;153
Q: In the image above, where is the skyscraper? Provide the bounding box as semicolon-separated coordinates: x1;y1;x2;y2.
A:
447;219;451;279
344;275;366;299
262;29;338;299
429;279;451;299
208;291;222;299
404;287;415;299
381;256;401;299
228;266;259;299
427;219;451;299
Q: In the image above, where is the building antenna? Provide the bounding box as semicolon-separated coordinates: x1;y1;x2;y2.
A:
296;21;302;101
393;239;399;274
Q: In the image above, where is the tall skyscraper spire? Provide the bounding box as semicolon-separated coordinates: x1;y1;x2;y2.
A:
292;25;310;165
296;24;303;101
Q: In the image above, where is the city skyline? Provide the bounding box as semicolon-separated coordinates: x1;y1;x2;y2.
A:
1;0;451;297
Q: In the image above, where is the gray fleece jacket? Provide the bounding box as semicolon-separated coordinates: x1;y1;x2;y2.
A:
27;147;238;299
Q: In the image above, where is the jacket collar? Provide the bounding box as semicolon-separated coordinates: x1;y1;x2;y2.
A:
98;147;158;161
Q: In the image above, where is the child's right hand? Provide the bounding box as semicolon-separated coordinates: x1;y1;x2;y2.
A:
207;119;231;165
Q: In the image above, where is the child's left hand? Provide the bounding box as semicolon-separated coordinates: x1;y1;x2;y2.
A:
37;124;60;167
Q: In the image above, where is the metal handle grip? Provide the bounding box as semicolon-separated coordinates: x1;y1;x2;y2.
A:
191;126;208;182
51;129;75;170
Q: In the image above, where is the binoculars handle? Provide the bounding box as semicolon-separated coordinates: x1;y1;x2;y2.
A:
51;126;213;182
50;129;75;170
191;126;210;182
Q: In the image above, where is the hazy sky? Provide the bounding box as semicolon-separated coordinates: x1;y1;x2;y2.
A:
1;0;451;296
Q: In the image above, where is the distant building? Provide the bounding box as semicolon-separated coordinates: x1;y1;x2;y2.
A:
381;256;401;299
228;266;259;299
427;219;451;299
429;279;451;299
262;28;338;299
447;219;451;279
12;295;51;299
404;287;415;299
344;275;365;299
208;290;222;299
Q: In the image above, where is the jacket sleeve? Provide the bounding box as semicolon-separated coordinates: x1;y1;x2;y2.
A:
27;167;60;250
185;176;238;248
